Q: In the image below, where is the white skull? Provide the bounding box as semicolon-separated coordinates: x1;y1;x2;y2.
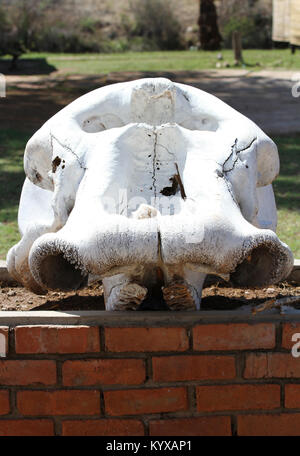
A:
7;78;294;310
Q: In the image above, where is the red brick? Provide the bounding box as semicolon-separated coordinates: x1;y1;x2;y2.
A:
282;323;300;349
15;325;100;354
0;419;54;436
62;419;144;436
285;384;300;408
0;360;56;385
149;416;231;436
244;353;300;378
152;355;236;382
18;390;100;416
0;391;9;415
238;413;300;436
63;359;145;386
105;327;188;352
0;327;8;357
193;323;275;351
196;384;280;412
104;387;188;416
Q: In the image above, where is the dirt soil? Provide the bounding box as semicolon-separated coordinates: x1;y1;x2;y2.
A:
0;280;299;312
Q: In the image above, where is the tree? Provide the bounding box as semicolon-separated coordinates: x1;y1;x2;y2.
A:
198;0;222;50
129;0;184;50
0;0;50;70
0;9;25;70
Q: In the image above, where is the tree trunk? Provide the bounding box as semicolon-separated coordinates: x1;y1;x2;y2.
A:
232;31;243;63
198;0;222;50
9;54;19;71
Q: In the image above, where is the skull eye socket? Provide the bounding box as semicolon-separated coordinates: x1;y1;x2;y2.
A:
81;114;124;133
179;116;218;132
82;117;106;133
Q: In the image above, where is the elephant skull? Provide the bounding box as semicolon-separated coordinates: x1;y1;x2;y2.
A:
7;78;294;310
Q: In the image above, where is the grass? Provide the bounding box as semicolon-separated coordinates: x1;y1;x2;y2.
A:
1;49;300;75
274;136;300;257
0;129;299;261
0;129;29;259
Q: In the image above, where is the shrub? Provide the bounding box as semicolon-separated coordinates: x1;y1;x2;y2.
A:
35;26;102;53
128;0;185;50
218;0;272;49
0;1;108;58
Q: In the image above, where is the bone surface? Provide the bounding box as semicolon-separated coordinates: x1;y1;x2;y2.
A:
7;78;294;310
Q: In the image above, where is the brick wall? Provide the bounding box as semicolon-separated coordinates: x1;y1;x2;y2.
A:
0;315;300;436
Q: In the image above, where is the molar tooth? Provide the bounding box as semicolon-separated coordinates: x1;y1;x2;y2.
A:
103;278;148;311
162;282;197;311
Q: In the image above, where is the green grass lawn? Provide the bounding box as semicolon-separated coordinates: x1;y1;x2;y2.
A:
0;129;299;261
0;129;29;259
1;49;300;75
274;136;300;258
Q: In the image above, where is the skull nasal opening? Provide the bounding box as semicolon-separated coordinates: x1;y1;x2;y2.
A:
230;243;291;288
38;253;88;291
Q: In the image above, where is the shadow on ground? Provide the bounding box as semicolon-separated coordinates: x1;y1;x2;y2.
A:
34;294;106;311
27;291;300;312
0;69;299;134
0;58;56;75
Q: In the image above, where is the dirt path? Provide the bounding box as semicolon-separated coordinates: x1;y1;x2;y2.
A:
1;69;299;135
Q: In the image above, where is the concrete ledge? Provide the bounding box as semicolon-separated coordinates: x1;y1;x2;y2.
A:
0;309;300;325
